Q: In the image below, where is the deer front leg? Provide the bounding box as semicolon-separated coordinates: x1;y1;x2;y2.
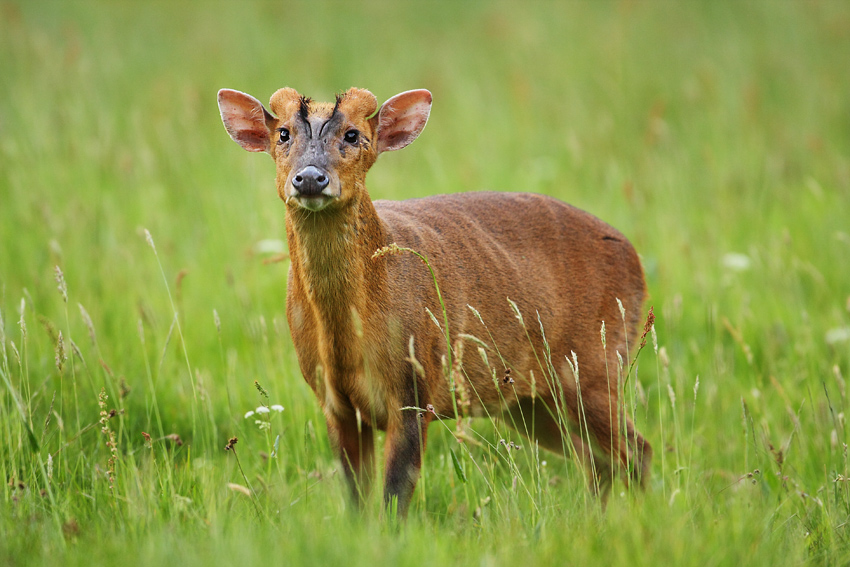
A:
383;409;428;517
327;413;375;508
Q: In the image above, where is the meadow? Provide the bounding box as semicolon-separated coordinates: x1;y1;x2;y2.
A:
1;1;850;565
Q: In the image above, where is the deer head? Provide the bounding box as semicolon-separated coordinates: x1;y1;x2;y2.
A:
218;87;432;212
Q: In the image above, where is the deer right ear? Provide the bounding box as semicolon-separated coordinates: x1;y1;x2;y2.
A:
217;89;275;153
375;89;432;153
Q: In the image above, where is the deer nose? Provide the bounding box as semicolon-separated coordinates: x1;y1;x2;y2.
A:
291;166;330;196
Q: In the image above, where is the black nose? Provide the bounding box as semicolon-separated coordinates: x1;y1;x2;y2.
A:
291;166;330;196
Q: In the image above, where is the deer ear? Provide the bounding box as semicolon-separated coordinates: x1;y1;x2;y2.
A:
375;89;432;153
217;89;275;153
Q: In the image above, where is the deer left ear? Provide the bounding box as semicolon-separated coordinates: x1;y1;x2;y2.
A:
375;89;432;153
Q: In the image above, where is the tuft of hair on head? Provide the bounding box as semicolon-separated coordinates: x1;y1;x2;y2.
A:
298;96;312;121
332;92;345;117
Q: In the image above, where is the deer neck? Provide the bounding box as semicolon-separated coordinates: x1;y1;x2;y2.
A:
285;187;387;325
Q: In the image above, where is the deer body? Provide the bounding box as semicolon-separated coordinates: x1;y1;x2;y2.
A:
219;86;651;516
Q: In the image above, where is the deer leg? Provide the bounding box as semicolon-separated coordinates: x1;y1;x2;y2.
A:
574;382;654;491
327;413;375;507
383;410;428;517
506;398;614;497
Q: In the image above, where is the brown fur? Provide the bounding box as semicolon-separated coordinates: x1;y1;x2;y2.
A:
218;86;652;516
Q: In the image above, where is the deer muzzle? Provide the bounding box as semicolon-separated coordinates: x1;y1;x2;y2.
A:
291;165;330;196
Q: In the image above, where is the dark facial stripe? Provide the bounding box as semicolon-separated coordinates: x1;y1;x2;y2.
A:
298;96;313;138
319;93;346;138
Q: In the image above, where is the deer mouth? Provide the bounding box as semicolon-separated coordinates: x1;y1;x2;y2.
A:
291;192;337;212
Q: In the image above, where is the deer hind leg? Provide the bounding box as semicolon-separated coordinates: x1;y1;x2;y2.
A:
575;381;652;492
505;389;651;497
505;398;615;497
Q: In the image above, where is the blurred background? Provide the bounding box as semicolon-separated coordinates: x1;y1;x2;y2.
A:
1;1;849;563
3;0;848;408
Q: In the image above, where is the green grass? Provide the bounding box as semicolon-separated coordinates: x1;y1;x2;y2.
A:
2;0;850;564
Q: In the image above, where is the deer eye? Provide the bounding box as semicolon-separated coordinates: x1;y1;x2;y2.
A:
277;128;290;144
344;130;359;144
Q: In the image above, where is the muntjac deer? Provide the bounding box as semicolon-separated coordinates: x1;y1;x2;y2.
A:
218;86;652;516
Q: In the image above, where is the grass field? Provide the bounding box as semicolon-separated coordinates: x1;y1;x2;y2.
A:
2;1;850;565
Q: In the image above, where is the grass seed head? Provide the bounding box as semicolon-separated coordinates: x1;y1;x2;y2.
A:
477;347;491;379
97;388;118;490
467;304;484;325
405;335;426;378
43;392;55;435
10;341;20;367
659;346;670;368
372;243;403;259
451;340;470;415
143;228;156;252
54;331;66;373
507;297;525;327
18;298;26;340
254;380;270;403
70;339;83;364
54;266;67;304
639;306;655;349
78;303;96;345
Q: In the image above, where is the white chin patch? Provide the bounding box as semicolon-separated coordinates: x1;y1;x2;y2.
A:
294;195;333;212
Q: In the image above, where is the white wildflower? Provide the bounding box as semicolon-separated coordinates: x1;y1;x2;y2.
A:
255;406;270;414
244;410;255;419
722;253;751;272
253;239;287;254
271;405;284;412
825;327;850;345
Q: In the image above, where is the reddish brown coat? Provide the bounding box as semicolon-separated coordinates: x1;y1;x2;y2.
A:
218;87;651;516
